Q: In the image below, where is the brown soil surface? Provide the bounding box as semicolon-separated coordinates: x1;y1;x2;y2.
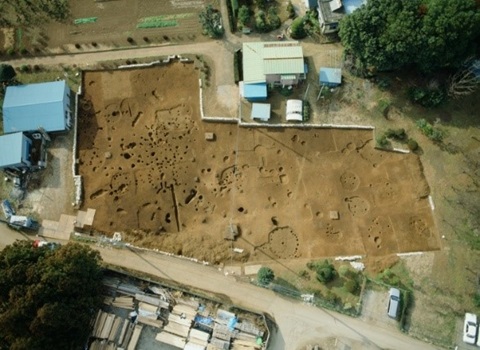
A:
78;63;440;264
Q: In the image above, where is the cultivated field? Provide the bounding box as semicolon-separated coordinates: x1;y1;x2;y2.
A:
0;0;216;52
78;62;440;264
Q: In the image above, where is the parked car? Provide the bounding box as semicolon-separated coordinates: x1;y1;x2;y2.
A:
463;313;478;344
387;288;401;319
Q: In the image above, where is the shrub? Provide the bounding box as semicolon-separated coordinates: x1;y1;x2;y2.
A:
257;267;275;285
143;36;149;42
416;118;444;142
377;98;391;117
20;48;28;55
407;139;419;151
91;42;98;47
33;65;41;72
287;1;295;18
344;279;360;294
408;86;446;108
74;43;81;49
267;7;281;30
127;37;135;44
303;101;310;122
315;260;336;283
473;293;480;307
385;128;406;141
238;5;250;26
299;269;310;280
7;48;15;56
376;134;390;148
19;65;30;72
290;17;306;39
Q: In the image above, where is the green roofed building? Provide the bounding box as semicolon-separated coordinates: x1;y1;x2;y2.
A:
242;41;306;101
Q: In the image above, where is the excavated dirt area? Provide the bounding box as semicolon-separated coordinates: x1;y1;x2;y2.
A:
78;62;440;264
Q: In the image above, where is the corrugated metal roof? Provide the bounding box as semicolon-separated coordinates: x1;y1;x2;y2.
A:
243;42;304;83
0;132;23;168
243;83;267;100
319;67;342;85
251;103;271;121
3;80;68;133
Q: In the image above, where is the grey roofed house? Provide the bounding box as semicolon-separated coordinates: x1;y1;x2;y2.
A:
317;0;366;34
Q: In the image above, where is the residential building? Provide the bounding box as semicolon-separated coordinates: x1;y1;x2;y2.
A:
0;132;47;172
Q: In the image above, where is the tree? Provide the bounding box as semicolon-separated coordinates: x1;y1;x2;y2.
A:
199;5;225;38
238;5;251;26
0;64;16;83
0;241;103;349
315;260;336;283
255;10;269;32
339;0;480;73
257;267;275;285
416;0;480;72
290;17;306;39
267;7;281;30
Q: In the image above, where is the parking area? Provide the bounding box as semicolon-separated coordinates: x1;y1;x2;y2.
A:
360;289;399;331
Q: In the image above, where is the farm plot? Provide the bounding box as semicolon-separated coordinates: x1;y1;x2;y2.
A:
78;62;440;264
39;0;211;49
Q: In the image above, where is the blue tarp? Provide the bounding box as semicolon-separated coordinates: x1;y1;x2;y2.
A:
194;315;213;326
244;83;267;101
228;317;237;331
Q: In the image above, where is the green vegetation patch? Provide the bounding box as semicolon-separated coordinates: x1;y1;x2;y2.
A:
137;20;178;28
137;13;193;28
74;17;98;25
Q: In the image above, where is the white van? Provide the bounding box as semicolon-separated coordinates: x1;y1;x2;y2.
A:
387;288;401;319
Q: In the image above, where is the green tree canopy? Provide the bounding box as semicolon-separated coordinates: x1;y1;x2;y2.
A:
0;64;16;83
0;241;103;350
339;0;480;73
199;5;225;38
257;266;275;285
290;17;306;39
238;5;251;26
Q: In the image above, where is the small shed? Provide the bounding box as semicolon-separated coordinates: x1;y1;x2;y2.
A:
243;82;267;102
319;67;342;87
286;99;303;122
251;103;271;122
2;80;71;133
224;224;239;240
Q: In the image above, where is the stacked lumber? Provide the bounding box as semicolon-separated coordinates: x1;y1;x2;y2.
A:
234;321;263;337
117;319;130;346
127;324;142;350
137;315;163;328
120;323;135;349
163;321;190;338
89;339;117;350
135;293;169;310
188;328;210;347
184;342;206;350
100;314;115;339
168;313;193;327
108;316;122;342
231;339;261;350
138;302;158;315
171;304;197;320
155;331;186;348
112;296;135;310
234;332;258;342
176;298;200;310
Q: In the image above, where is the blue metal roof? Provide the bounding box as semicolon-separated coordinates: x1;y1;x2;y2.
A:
319;67;342;85
0;132;23;168
3;80;67;133
244;83;267;100
251;103;271;121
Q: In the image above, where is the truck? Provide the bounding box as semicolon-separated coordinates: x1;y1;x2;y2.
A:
1;215;40;232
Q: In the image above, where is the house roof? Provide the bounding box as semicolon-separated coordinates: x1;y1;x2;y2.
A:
243;42;305;83
251;103;271;121
0;132;24;168
243;83;267;100
319;67;342;85
318;0;345;23
3;80;67;133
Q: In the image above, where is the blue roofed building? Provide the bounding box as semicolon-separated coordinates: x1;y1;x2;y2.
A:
0;132;47;172
242;41;306;101
2;80;72;134
319;67;342;87
251;103;271;122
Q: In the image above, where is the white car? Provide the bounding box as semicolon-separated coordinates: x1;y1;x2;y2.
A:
463;313;478;344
